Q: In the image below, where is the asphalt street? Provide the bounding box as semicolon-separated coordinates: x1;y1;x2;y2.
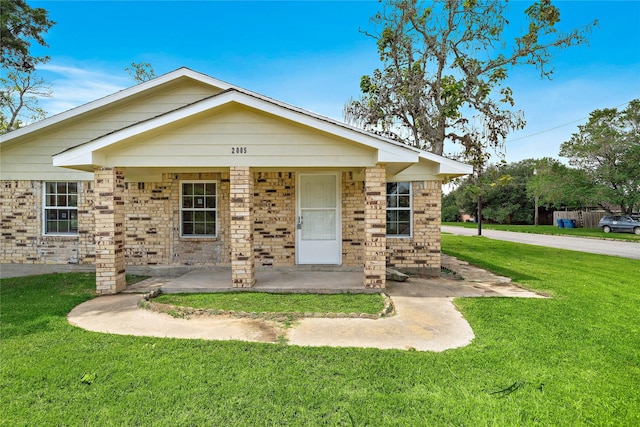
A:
442;226;640;260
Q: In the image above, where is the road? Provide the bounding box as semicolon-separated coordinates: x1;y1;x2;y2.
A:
441;226;640;260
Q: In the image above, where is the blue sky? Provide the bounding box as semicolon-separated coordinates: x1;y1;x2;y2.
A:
29;0;640;163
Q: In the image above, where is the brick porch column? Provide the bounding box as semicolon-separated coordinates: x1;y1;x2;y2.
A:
364;164;386;288
230;166;255;287
94;167;126;294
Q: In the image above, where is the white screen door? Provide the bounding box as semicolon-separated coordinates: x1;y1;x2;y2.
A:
296;173;341;264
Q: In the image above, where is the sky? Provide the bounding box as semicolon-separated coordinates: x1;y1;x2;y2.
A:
26;0;640;164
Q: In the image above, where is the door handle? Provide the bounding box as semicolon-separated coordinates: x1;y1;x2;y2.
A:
297;216;303;229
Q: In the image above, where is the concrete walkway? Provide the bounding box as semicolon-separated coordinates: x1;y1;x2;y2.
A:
442;226;640;260
66;256;544;352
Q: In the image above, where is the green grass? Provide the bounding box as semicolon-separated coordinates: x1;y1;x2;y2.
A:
443;221;640;241
154;292;385;315
2;242;639;426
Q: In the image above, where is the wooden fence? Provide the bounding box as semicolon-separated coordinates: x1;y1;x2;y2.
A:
552;211;607;229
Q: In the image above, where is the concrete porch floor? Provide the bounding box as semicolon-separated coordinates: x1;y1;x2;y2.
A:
123;266;375;295
1;257;542;299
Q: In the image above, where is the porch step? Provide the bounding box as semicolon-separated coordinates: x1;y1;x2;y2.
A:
386;268;409;282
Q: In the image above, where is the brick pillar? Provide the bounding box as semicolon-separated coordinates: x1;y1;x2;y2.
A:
364;165;386;288
425;180;442;272
230;167;255;287
94;167;126;294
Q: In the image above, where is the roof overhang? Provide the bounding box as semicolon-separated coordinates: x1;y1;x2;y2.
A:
419;152;474;180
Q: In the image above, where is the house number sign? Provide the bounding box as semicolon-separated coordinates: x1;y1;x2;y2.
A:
231;147;248;154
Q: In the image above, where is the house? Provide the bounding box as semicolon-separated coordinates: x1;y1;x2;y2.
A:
0;68;472;294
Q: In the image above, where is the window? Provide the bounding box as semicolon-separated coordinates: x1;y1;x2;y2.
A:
44;182;78;235
386;182;411;237
181;181;217;237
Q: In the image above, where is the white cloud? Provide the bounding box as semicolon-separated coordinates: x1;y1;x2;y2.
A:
38;62;130;117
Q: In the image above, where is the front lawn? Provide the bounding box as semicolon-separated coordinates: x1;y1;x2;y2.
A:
1;239;638;425
154;292;385;315
443;221;640;241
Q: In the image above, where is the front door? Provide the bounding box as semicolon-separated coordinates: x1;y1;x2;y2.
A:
296;173;341;264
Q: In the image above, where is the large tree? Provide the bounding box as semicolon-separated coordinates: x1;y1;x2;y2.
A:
453;159;539;225
526;157;594;211
0;68;51;133
560;100;640;214
1;0;54;133
344;0;595;166
0;0;55;71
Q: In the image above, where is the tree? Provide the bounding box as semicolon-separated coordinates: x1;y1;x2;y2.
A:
448;158;592;225
125;62;156;83
0;0;55;71
560;100;640;213
1;0;54;133
0;67;52;133
344;0;595;165
526;157;594;211
441;191;461;222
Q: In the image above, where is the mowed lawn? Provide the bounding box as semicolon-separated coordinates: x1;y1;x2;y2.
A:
442;221;640;241
1;236;639;426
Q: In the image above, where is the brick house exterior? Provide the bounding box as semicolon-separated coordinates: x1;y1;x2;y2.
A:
1;68;471;294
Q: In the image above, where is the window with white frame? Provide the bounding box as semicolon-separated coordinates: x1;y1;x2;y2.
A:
44;182;79;235
180;181;217;237
386;182;411;237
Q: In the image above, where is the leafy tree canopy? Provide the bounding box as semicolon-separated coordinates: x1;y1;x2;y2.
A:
0;68;51;133
345;0;595;171
526;157;594;211
125;62;156;83
560;99;640;213
452;159;539;224
1;0;54;133
0;0;55;71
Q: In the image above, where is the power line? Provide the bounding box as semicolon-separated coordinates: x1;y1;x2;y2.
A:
506;100;632;143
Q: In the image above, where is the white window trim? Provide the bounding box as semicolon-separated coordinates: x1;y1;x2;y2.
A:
42;181;80;236
386;181;413;238
179;180;218;238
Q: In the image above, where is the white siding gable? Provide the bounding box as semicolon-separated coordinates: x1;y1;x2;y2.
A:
1;80;222;180
92;104;378;168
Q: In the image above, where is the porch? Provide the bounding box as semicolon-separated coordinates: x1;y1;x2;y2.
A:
123;266;378;295
48;81;470;295
89;166;389;294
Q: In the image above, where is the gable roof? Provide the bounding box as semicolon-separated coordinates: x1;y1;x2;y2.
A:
3;67;472;178
0;67;233;145
52;87;425;167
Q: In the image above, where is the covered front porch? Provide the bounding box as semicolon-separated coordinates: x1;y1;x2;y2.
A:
51;86;470;295
88;165;388;294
